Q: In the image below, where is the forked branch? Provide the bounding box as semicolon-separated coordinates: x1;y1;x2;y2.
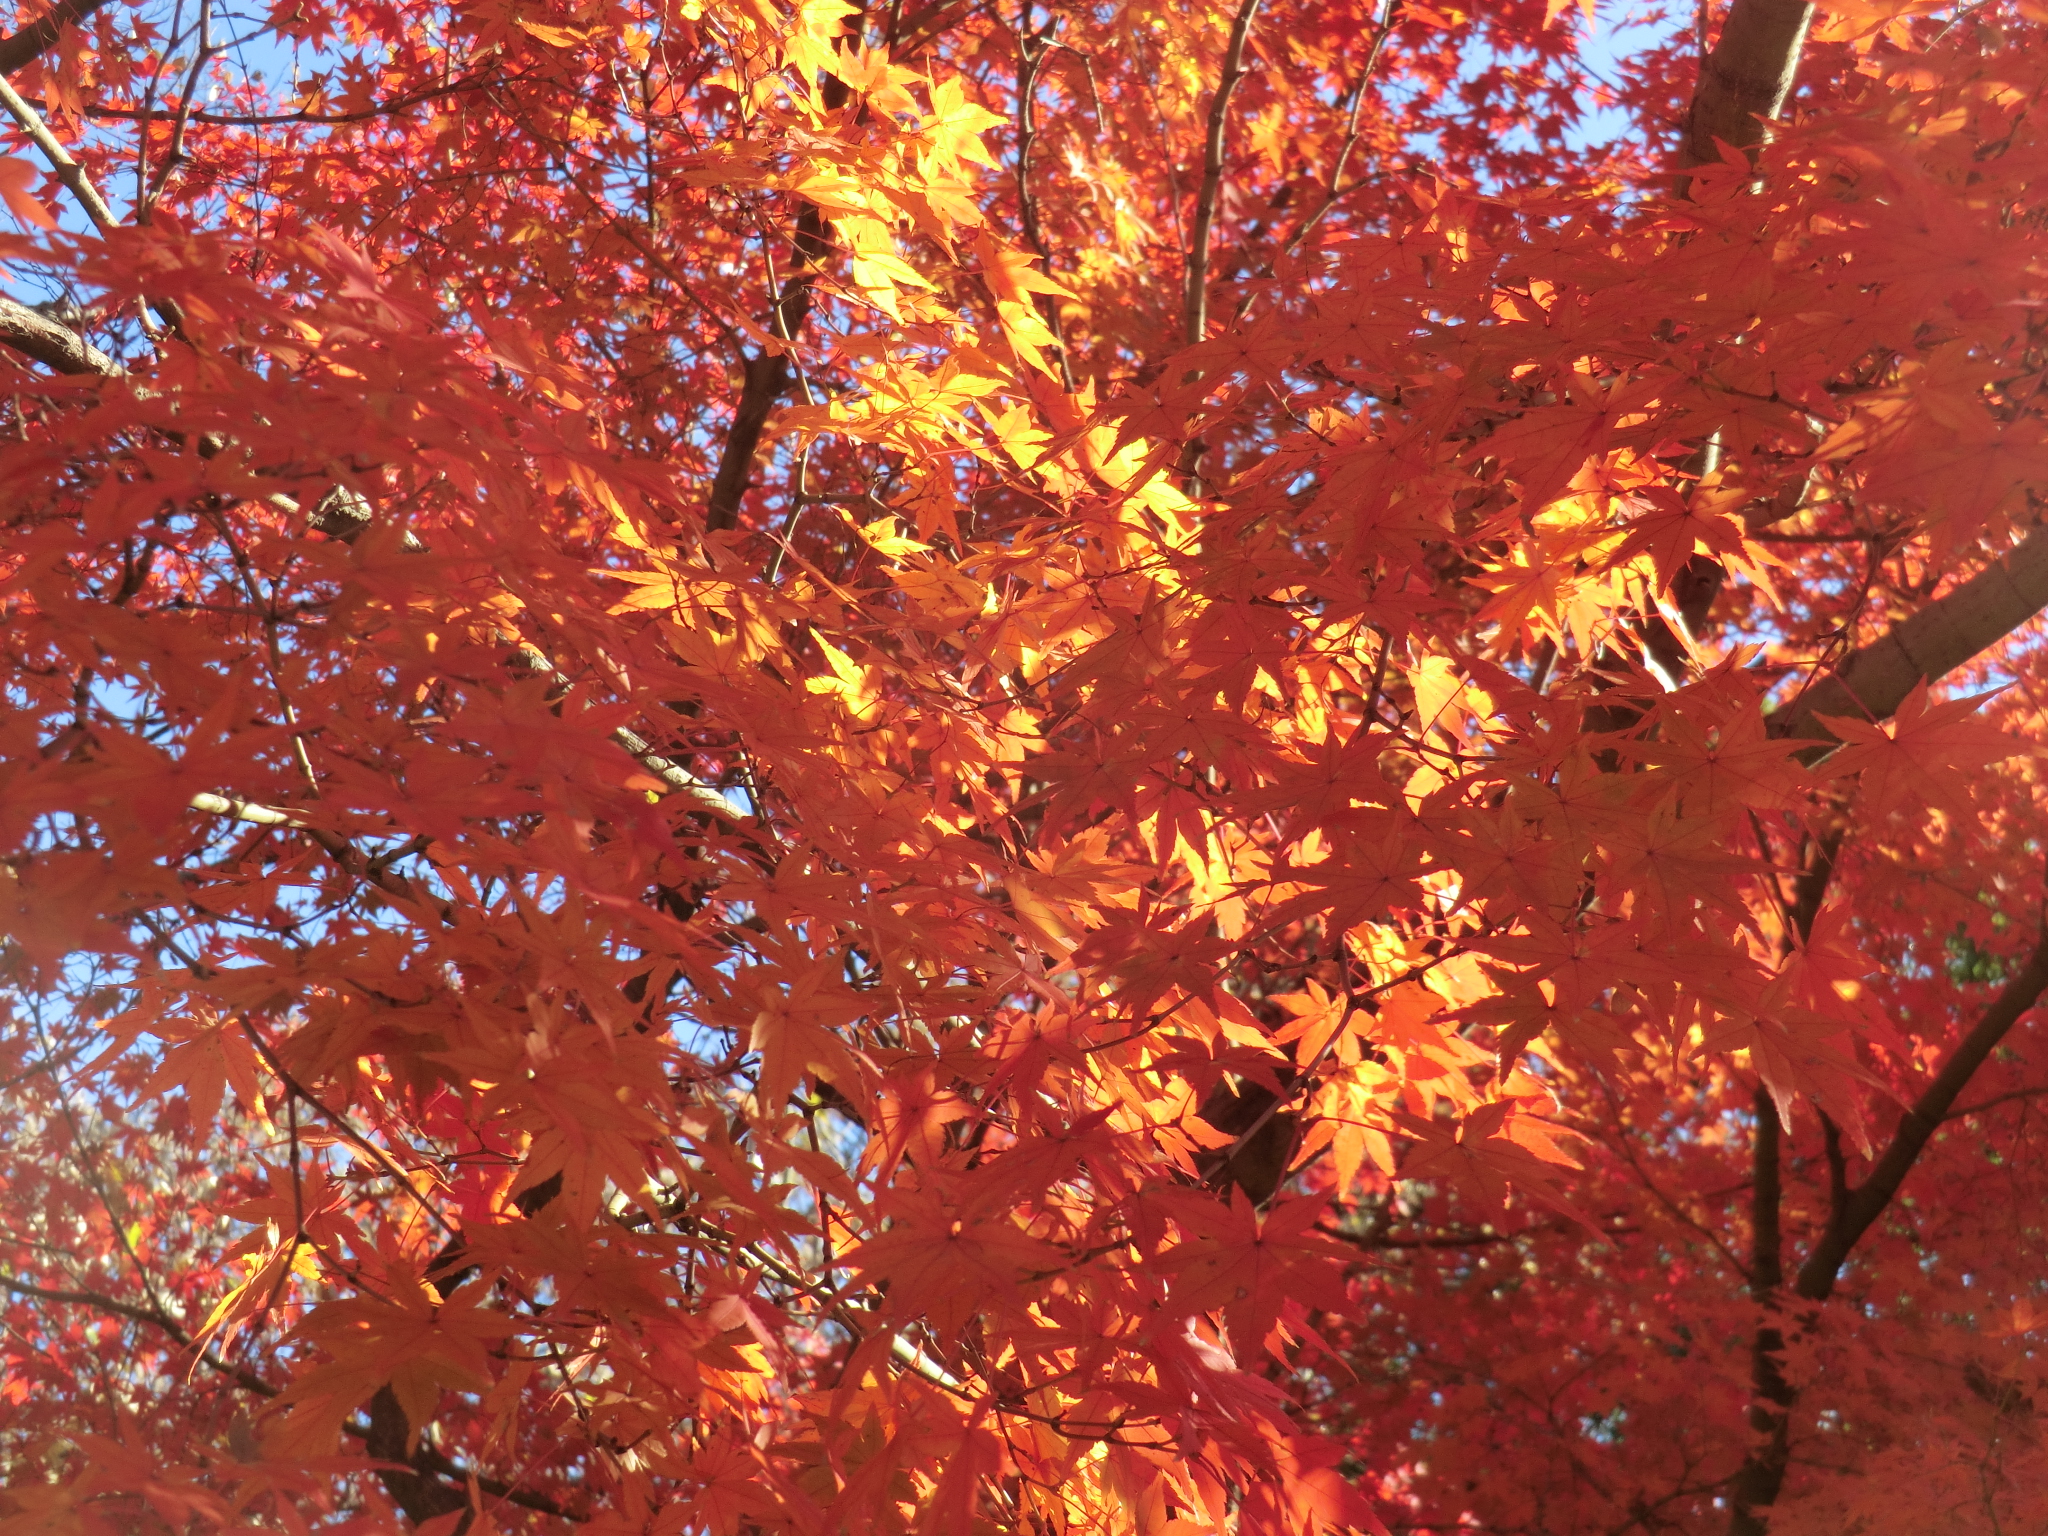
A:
1795;930;2048;1300
1728;929;2048;1533
704;203;831;532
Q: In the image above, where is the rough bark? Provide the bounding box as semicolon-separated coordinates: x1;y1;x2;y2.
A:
0;293;118;375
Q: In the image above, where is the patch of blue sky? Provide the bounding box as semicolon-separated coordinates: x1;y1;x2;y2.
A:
1563;1;1692;160
0;0;392;295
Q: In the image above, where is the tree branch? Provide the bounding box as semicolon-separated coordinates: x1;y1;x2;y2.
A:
1183;0;1260;352
0;292;119;375
1946;1084;2048;1121
1176;0;1261;496
1;1274;574;1523
2;1271;278;1398
365;1384;473;1528
704;12;860;534
1794;931;2048;1301
1679;0;1814;170
0;0;109;77
1014;4;1073;392
1728;1085;1794;1536
1773;525;2048;746
703;214;826;533
0;236;741;825
1321;1218;1636;1251
0;72;188;337
0;68;121;234
1274;0;1397;261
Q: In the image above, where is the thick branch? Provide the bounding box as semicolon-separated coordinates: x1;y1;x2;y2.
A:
703;282;812;532
0;73;189;337
0;292;118;375
365;1385;473;1528
1321;1218;1633;1251
1728;1086;1793;1536
1722;926;2048;1531
1794;934;2048;1301
0;0;108;77
1746;1088;1783;1297
1680;0;1814;169
1773;525;2048;745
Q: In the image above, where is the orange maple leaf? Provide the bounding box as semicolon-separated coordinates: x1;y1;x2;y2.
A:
1814;679;2023;820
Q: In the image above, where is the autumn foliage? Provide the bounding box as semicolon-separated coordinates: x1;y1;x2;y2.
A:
6;0;2048;1529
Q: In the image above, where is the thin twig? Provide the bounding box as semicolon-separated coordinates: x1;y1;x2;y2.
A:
1013;0;1073;392
1278;0;1399;260
142;0;222;217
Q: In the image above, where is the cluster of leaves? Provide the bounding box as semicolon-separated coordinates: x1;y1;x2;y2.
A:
4;0;2048;1531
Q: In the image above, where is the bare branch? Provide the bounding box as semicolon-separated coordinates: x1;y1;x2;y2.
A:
1;1272;278;1399
141;0;223;218
9;76;490;127
0;71;189;337
0;292;119;375
1321;1219;1634;1251
1014;4;1073;392
1680;0;1814;170
1275;0;1398;261
1182;0;1261;352
1946;1084;2048;1121
0;69;121;234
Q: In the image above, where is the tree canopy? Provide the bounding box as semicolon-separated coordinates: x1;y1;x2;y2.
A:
4;0;2048;1531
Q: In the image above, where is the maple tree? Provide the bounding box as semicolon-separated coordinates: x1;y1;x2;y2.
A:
4;0;2048;1528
